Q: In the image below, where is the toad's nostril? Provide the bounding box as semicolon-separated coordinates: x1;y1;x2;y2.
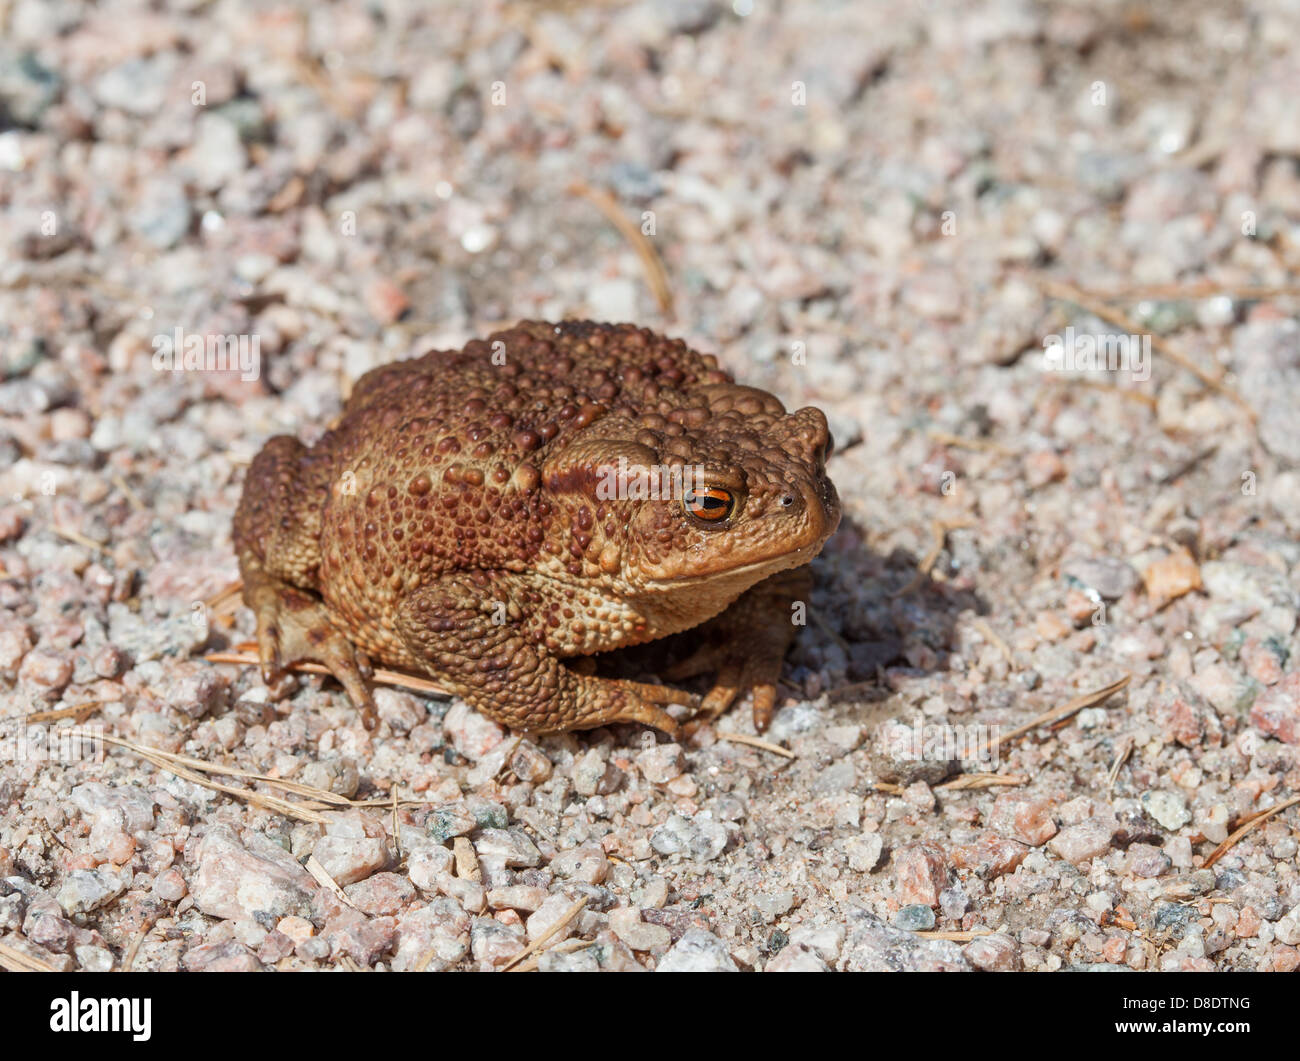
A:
780;494;795;508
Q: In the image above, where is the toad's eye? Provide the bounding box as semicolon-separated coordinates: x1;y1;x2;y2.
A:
684;487;734;524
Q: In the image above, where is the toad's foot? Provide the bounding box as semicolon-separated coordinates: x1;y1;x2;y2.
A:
568;677;698;737
663;568;811;732
242;561;377;728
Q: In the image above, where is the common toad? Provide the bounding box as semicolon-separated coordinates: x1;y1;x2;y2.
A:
233;321;839;734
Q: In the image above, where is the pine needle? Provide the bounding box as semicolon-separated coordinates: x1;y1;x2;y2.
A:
1204;794;1300;869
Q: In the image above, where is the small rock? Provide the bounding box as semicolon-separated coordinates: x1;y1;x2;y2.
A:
1125;843;1172;878
813;759;857;796
153;868;187;903
963;933;1022;971
182;940;262;972
902;780;935;811
1240;638;1287;686
487;885;549;913
157;662;228;720
539;946;601;972
842;911;969;971
1063;556;1140;600
311;835;389;887
443;702;505;760
300;758;361;799
893;904;936;931
1152;691;1208;747
636;742;685;784
650;813;727;861
1195;804;1230;845
893;842;949;906
188;112;248;190
753;889;794;921
363;277;410;324
1047;817;1119;864
609;906;672;951
1273;906;1300;947
573;747;622;796
18;648;72;696
343;872;416;916
1141;790;1192;831
765;942;829;971
0;50;61;126
871;719;957;785
70;782;157;834
657;928;738;972
551;844;610;885
1250;672;1300;744
506;740;552;783
632;876;670;909
474;828;541;869
323;910;398;965
844;833;885;873
55;869;126;917
407;843;454;893
256;931;295;964
951;834;1029;878
93;55;173;115
374;688;426;732
131;178;192;250
390;900;471;972
1142;549;1202;608
425;802;477;843
75;945;115;972
191;825;316;922
525;893;580;942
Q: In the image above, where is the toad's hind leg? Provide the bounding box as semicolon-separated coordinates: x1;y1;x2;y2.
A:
238;557;377;727
233;435;329;589
396;576;696;736
233;436;377;727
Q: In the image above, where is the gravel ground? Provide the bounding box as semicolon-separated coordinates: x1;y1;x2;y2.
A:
3;0;1300;973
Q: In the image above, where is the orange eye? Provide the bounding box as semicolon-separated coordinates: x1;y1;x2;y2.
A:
684;487;734;524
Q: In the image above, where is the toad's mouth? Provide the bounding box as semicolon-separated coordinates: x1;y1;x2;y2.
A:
642;494;841;589
639;551;812;591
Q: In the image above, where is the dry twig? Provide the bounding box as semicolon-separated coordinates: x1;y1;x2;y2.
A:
0;939;56;972
205;646;450;698
503;897;588;972
1204;794;1300;869
973;674;1132;759
1036;278;1255;421
717;732;797;759
568;181;674;314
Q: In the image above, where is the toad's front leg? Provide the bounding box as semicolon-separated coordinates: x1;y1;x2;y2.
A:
397;574;695;736
662;566;813;731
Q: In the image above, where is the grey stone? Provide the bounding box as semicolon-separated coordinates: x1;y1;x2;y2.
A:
657;928;738;971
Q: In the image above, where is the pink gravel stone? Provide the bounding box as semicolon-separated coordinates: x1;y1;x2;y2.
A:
963;933;1021;971
1250;672;1300;744
893;842;949;907
951;834;1029;878
988;794;1058;846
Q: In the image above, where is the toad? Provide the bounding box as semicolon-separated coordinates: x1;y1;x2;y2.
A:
233;321;839;735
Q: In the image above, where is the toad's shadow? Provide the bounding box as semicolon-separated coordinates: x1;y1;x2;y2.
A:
591;513;986;715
